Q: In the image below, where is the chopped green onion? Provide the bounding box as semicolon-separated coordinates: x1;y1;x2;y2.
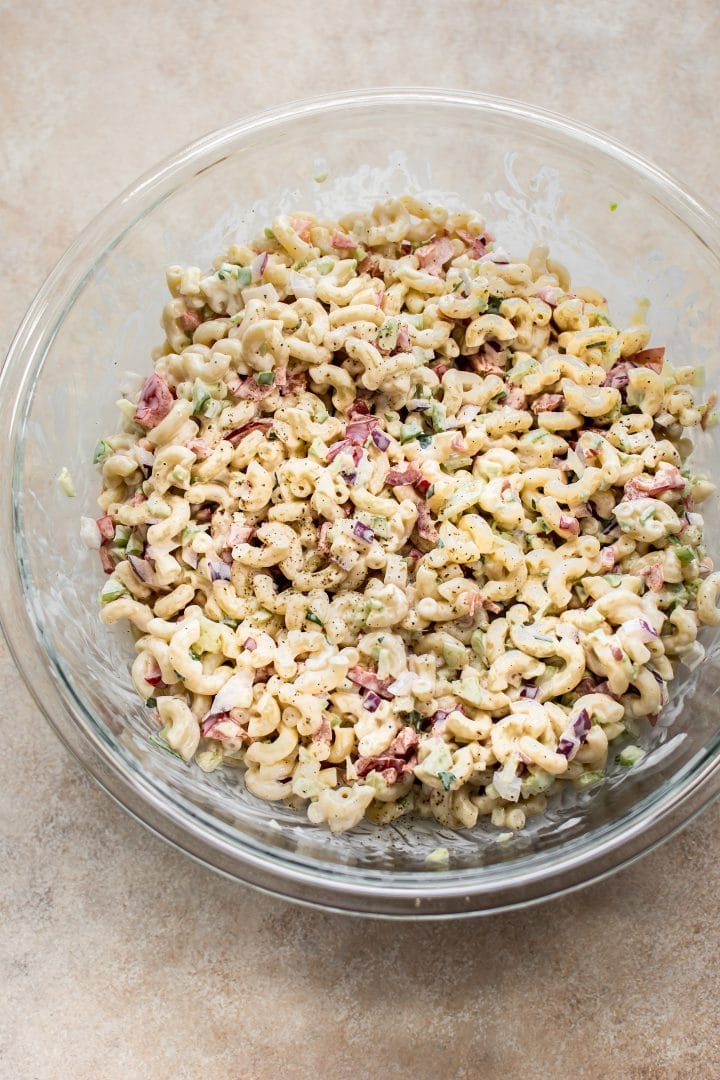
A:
314;257;334;275
609;202;618;211
438;771;456;792
486;296;503;313
112;524;131;549
93;440;112;465
126;532;144;557
306;611;324;627
192;378;212;416
675;545;695;565
377;317;399;352
574;770;605;790
99;580;127;604
148;733;182;759
264;227;276;240
618;745;645;767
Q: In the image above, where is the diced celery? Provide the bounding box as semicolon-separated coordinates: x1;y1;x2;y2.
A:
430;402;446;432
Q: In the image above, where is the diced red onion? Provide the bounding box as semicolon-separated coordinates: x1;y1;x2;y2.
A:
370;428;390;451
535;285;564;307
519;685;540;700
353;521;375;544
557;708;591;759
342;470;357;485
244;637;257;651
228;522;253;546
251;251;268;279
363;691;382;713
183;547;199;569
622;617;658;643
80;516;102;550
128;555;153;583
208;559;231;582
479;247;510;265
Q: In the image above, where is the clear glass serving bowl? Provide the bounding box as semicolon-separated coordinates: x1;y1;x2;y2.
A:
2;89;720;918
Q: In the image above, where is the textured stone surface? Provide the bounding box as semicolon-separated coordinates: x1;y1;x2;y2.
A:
1;2;719;1077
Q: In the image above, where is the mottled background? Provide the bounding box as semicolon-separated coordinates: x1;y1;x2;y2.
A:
1;2;719;1077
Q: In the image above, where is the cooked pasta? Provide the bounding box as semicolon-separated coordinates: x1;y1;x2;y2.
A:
83;196;717;834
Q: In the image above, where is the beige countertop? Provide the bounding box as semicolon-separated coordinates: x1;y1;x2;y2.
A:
2;3;719;1077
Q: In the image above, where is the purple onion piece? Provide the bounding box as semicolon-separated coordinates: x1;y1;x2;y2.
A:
519;685;540;700
342;470;357;485
573;708;591;738
557;737;575;758
639;618;658;639
353;521;375;545
601;516;618;535
208;559;231;582
557;708;591;759
244;637;257;651
128;555;153;582
370;428;391;451
432;709;451;723
363;691;382;713
650;668;664;686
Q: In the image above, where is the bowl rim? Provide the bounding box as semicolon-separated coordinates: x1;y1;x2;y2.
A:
2;86;720;918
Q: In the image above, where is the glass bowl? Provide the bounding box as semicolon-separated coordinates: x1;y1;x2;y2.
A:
2;89;720;919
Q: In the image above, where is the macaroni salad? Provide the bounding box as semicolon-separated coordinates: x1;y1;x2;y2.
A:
84;196;719;835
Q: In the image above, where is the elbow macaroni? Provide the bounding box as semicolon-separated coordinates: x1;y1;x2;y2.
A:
91;198;717;835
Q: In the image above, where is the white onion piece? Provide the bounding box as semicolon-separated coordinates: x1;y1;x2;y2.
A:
621;617;658;643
